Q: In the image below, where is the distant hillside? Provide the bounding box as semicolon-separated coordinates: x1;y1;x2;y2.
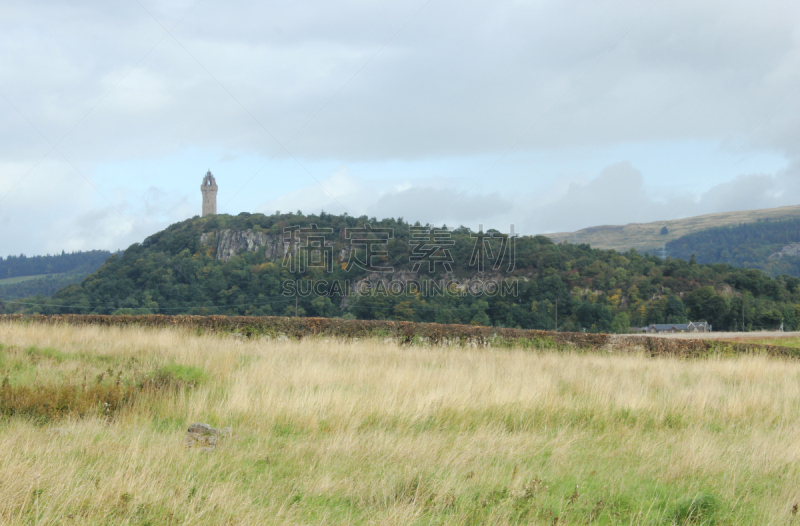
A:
7;212;800;333
0;250;112;278
0;250;113;300
666;218;800;277
545;204;800;252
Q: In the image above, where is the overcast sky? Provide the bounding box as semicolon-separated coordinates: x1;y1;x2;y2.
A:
2;0;800;255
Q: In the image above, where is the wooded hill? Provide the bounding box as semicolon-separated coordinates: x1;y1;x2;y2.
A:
6;212;800;332
0;250;113;300
667;218;800;277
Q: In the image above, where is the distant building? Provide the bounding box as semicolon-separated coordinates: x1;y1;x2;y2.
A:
634;321;711;334
201;170;218;216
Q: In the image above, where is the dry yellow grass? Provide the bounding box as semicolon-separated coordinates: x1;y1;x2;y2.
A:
1;322;800;524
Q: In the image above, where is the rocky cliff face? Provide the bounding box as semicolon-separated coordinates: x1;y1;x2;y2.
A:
200;229;284;262
199;229;519;296
201;228;350;264
769;243;800;259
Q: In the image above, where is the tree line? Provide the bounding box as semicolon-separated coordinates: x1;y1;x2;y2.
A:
5;213;800;333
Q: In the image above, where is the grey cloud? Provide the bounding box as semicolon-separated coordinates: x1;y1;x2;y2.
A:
47;185;193;254
257;171;511;227
253;160;800;239
3;0;800;163
522;161;800;235
525;162;655;233
366;187;511;225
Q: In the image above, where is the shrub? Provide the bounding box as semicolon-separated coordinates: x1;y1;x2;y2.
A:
0;361;208;422
0;377;133;422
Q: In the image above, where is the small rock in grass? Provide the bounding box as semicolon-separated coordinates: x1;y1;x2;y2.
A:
186;422;230;451
187;423;218;435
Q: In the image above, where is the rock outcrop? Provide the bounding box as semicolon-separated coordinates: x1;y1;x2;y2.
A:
770;243;800;259
200;229;283;262
200;228;343;263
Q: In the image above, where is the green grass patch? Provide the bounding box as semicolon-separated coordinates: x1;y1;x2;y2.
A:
489;335;560;350
0;273;61;285
25;345;68;362
145;364;209;389
150;414;187;433
750;337;800;349
668;492;721;524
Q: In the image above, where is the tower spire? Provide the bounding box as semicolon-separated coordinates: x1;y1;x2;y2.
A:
201;170;218;216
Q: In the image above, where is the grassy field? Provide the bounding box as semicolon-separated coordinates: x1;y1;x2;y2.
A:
545;204;800;252
683;332;800;350
1;323;800;524
0;273;59;285
733;336;800;350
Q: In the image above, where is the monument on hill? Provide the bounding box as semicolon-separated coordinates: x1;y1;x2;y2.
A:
201;170;218;216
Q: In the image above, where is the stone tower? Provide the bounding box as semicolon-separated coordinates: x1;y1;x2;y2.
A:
201;170;218;216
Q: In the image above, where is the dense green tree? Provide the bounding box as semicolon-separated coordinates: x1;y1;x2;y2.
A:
611;312;631;334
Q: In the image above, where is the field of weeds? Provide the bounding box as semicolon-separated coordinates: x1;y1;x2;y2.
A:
1;322;800;524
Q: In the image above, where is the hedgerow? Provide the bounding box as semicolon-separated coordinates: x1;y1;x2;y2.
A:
0;314;796;358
